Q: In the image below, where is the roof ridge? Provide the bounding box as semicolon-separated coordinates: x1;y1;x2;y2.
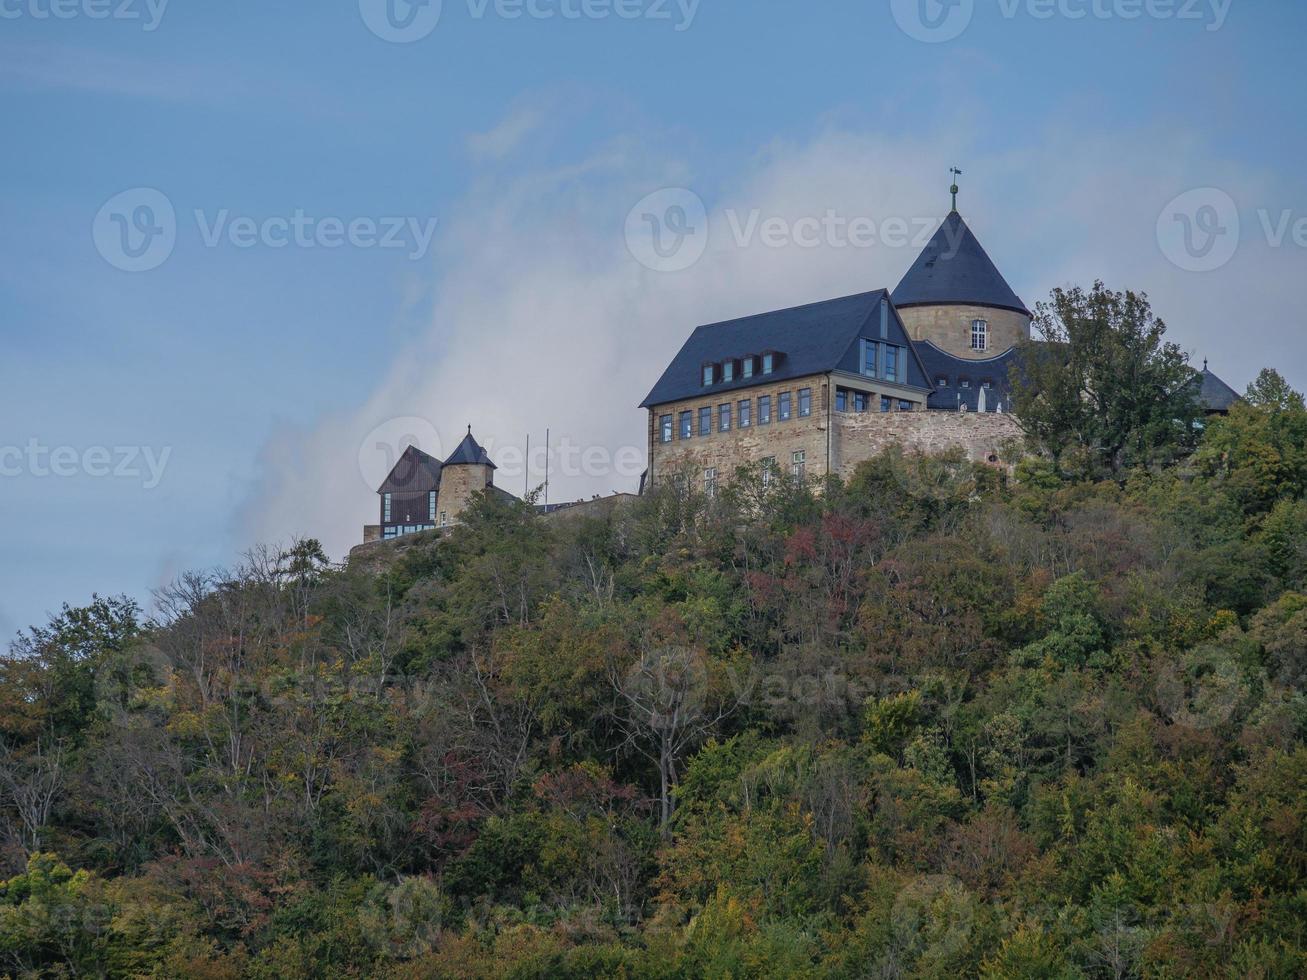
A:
693;289;887;332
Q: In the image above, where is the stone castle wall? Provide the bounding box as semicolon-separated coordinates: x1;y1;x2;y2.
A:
832;410;1024;477
898;304;1030;359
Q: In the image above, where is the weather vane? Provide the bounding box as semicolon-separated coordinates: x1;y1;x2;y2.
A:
950;167;963;212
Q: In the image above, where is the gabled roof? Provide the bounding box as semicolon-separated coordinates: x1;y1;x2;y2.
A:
1194;365;1242;413
640;290;931;408
378;445;442;494
917;341;1023;413
893;211;1030;317
444;428;497;468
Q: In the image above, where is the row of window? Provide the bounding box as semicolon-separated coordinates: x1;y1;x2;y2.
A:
688;452;808;498
702;352;778;387
383;524;435;540
659;388;812;443
935;377;995;390
835;388;915;413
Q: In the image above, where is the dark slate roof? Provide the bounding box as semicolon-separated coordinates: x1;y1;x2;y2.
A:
378;445;442;494
444;429;497;468
640;290;931;408
1194;366;1242;413
917;341;1023;413
892;211;1030;316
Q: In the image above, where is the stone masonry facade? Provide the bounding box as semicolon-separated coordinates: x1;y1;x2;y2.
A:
436;463;492;526
897;304;1030;360
647;371;1024;493
647;374;836;489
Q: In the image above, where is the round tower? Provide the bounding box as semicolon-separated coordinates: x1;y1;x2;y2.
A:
892;181;1031;360
435;426;496;526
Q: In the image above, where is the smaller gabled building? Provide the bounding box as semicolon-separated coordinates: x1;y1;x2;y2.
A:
364;427;504;542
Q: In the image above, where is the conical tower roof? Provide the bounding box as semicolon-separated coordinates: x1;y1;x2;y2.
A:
443;427;496;468
893;211;1029;317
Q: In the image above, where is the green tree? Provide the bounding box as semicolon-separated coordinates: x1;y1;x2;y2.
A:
1012;281;1201;475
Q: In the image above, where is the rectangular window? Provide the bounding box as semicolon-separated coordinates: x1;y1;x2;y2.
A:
758;395;772;425
660;415;673;443
936;377;949;388
791;451;806;481
383;493;392;523
881;396;891;413
739;399;751;428
862;339;877;378
798;387;812;418
679;411;693;439
699;406;712;436
779;391;792;421
429;491;437;521
880;298;890;338
854;391;869;413
383;526;398;540
899;400;913;412
742;357;755;379
971;319;988;351
836;389;847;412
761;456;776;488
722;361;735;383
439;511;448;527
884;345;899;383
762;353;775;375
719;403;732;432
704;467;718;498
702;364;715;386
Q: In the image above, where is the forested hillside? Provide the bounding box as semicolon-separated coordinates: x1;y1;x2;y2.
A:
3;370;1305;978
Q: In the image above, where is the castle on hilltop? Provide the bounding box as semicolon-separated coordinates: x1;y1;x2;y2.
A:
362;182;1242;544
639;185;1240;492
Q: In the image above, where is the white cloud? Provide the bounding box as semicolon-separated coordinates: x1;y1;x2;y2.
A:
237;118;1299;561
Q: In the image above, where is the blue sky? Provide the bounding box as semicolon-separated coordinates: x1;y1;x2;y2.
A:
2;0;1305;639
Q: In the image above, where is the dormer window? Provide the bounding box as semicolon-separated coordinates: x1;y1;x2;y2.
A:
959;378;972;389
722;360;735;383
742;356;755;379
981;380;993;390
936;377;949;388
971;319;989;351
761;352;775;375
702;364;715;387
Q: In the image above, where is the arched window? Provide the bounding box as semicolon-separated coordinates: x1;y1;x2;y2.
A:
971;318;988;351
